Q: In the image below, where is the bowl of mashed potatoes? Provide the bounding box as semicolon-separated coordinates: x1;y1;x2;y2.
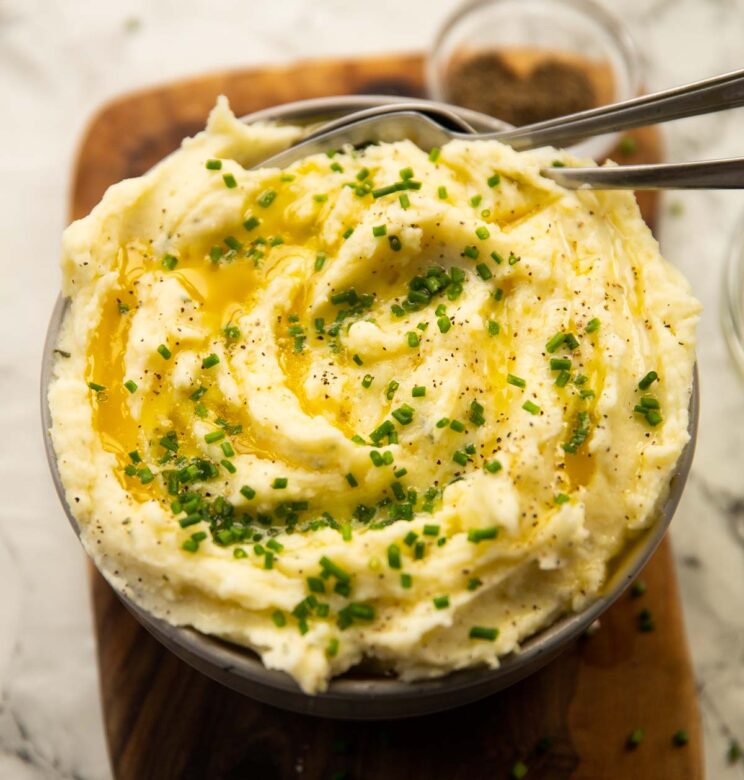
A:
43;96;700;718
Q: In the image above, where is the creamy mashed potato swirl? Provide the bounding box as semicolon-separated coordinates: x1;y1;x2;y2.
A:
49;98;699;693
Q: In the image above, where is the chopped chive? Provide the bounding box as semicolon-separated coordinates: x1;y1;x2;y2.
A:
487;320;500;336
508;252;520;266
205;158;222;170
388;544;401;569
546;332;566;353
438;186;448;199
161;253;178;270
362;374;374;389
414;540;425;560
124;380;138;394
222;173;237;188
157;344;172;360
586;317;601;333
485;459;502;474
638;371;658;390
221;441;235;457
494;287;503;301
522;400;541;415
470;626;498;641
476;263;493;280
342;227;354;239
564;332;580;350
314;252;326;272
224;324;240;340
555;492;570;504
467;577;482;591
490;250;503;264
645;410;662;426
204;430;225;444
470;194;482;208
88;382;106;392
467;526;498;542
221;459;236;474
463;245;479;260
271;610;286;627
399;193;411;209
356;167;370;181
412;386;426;398
437;316;451;333
555;370;570;387
475;226;490;240
330;161;344;173
352;353;363;366
507;373;526;389
550;358;572;371
672;730;689;747
400;572;413;588
388;235;402;252
407;331;420;348
224;235;243;251
326;638;339;657
386;379;399;400
345;473;358;488
257;189;277;208
202;353;220;369
487;173;501;187
393;467;407;478
452;450;469;466
433;595;450;609
272;477;288;489
313;193;328;203
243;216;260;231
372;224;387;237
429;147;441;162
626;728;645;749
436;417;450;428
449;419;465;432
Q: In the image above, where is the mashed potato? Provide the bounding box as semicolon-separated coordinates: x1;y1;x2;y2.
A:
48;98;699;693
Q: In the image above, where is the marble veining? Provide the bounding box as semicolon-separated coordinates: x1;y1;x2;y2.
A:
1;0;743;776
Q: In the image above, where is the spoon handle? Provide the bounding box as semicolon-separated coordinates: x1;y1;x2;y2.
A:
494;68;744;151
542;157;744;190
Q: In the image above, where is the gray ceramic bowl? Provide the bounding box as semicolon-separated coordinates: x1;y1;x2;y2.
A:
41;97;698;720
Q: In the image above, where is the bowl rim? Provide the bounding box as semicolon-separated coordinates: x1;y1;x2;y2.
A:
41;95;698;718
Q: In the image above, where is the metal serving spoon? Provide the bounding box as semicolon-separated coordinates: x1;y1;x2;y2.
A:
256;67;744;189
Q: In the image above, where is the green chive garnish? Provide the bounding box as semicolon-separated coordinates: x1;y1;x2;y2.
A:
469;626;498;641
638;371;658;390
157;344;172;360
433;595;450;609
522;400;541;415
507;374;526;388
388;544;401;569
124;380;138;394
223;173;237;188
345;473;358;488
412;386;426;398
407;331;420;348
485;460;502;474
372;224;387;237
550;358;571;371
546;333;565;353
258;190;277;208
429;147;441;162
467;527;498;542
202;353;219;369
438;186;448;199
88;382;106;393
586;318;601;333
475;226;490;240
272;477;288;489
205;159;222;170
487;173;501;187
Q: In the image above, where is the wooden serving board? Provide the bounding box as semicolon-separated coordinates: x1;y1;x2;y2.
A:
71;54;703;779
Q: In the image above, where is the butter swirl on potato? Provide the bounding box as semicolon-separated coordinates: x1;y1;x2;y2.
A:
49;98;699;693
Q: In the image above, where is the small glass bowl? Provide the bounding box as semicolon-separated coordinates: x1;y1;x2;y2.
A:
426;0;641;160
722;211;744;381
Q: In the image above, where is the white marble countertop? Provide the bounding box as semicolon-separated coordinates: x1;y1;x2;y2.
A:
1;0;743;777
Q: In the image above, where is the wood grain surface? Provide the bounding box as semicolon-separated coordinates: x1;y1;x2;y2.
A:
71;54;703;780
